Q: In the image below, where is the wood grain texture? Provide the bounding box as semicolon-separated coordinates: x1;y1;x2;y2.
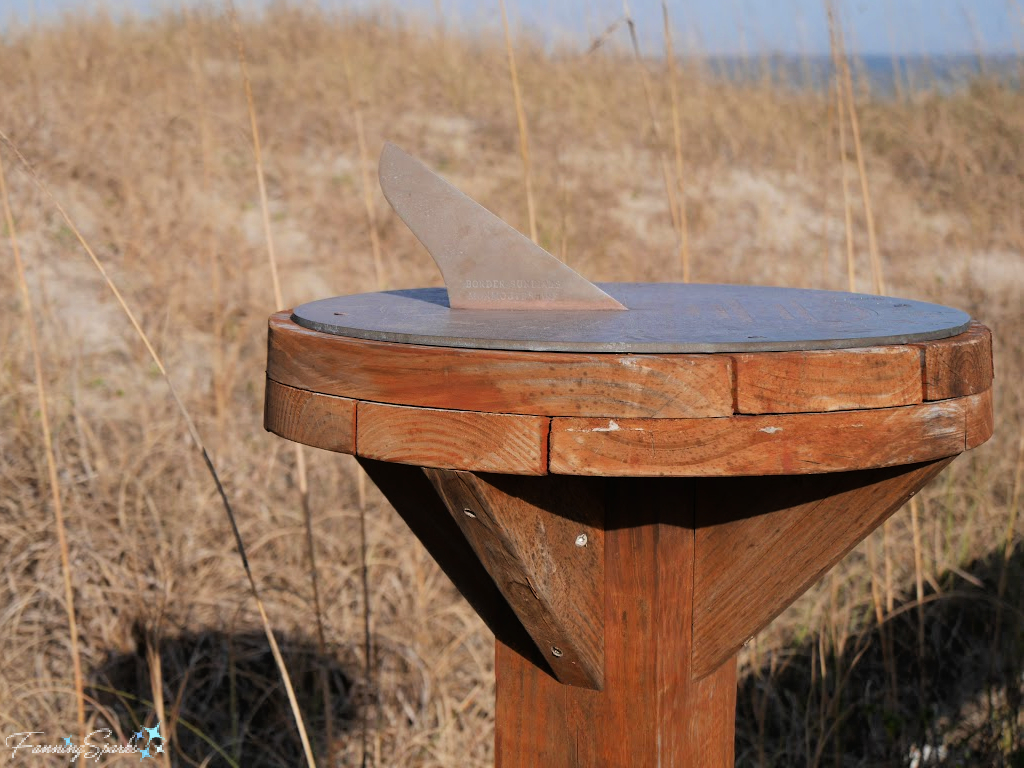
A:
427;470;605;689
690;458;954;678
495;478;736;768
270;312;994;419
549;401;966;476
264;378;356;454
919;321;993;400
356;402;549;475
357;459;549;671
268;312;733;418
734;346;923;414
965;388;995;449
495;644;574;767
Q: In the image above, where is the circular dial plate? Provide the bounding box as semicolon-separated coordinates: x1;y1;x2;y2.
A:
292;283;970;353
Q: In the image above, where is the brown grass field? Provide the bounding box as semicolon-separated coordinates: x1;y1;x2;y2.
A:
0;4;1021;766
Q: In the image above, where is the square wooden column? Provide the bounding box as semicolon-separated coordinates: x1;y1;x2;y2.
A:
492;478;736;767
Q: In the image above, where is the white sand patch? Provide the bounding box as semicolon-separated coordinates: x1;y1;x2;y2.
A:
963;250;1024;289
704;168;820;253
19;232;128;358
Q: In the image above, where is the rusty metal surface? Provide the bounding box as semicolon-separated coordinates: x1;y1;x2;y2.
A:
291;283;971;353
378;143;625;311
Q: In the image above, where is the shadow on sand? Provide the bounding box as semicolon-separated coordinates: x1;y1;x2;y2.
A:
736;543;1023;767
89;626;357;767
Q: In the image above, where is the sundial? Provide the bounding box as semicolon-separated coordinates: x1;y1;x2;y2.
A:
266;144;993;766
294;144;969;353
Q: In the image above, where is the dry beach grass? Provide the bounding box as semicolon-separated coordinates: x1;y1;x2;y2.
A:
0;5;1021;766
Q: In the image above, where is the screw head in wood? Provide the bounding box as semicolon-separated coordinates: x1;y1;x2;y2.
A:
575;533;588;547
550;646;563;658
463;508;476;518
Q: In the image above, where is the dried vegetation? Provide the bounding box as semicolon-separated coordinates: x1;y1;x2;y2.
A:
0;5;1021;766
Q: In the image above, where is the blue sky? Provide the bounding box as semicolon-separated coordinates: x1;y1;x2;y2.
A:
3;0;1021;56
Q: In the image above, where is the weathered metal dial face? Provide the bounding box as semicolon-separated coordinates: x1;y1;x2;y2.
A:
292;283;970;353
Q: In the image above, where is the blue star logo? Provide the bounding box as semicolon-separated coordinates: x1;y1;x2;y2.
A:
64;736;72;747
145;723;162;742
134;730;144;743
139;746;150;759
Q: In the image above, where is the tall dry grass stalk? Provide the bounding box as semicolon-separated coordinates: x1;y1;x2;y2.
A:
357;473;376;768
0;142;86;737
499;0;538;243
0;129;317;768
829;39;855;292
144;632;171;768
622;0;681;250
819;66;835;283
344;49;387;292
1002;433;1024;593
342;44;385;768
228;7;321;766
827;1;900;711
229;7;282;303
354;112;384;290
999;430;1024;585
993;431;1024;654
836;80;900;711
832;13;900;707
910;496;926;685
835;25;883;295
661;1;691;282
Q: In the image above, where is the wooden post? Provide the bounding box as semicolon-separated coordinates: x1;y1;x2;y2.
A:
494;478;735;767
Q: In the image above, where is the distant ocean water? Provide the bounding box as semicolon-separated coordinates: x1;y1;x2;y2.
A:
0;2;1018;98
698;54;1021;96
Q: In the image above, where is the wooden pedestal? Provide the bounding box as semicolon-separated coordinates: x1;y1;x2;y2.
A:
264;313;993;767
